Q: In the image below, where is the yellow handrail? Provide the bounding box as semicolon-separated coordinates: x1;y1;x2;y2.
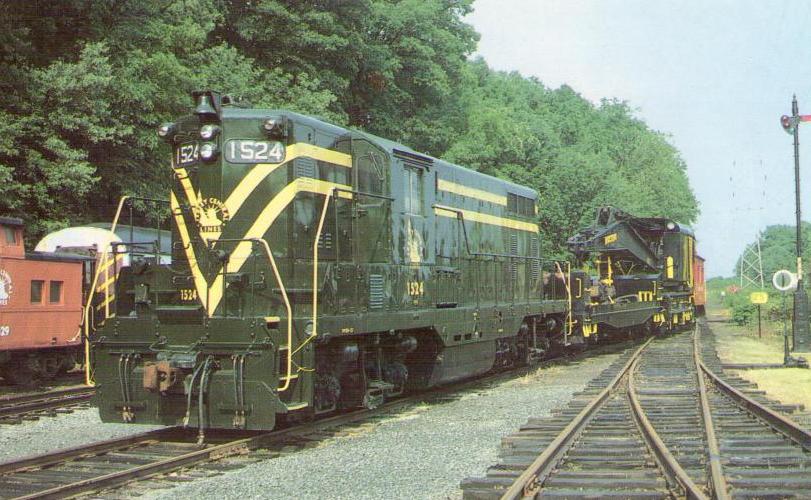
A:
83;195;129;386
289;188;335;366
554;261;574;344
248;238;294;393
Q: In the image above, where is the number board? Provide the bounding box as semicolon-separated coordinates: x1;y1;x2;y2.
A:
225;140;285;163
175;142;199;167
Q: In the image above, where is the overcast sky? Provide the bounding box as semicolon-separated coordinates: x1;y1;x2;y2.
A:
467;0;811;278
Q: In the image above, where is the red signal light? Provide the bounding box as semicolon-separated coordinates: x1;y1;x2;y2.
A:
782;114;797;135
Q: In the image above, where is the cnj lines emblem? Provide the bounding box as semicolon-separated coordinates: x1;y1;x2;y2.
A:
0;269;12;306
193;198;230;239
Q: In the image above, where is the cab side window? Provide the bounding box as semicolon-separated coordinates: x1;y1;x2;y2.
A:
404;167;423;215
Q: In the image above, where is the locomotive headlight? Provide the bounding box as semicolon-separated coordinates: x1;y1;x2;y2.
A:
263;118;280;132
157;122;176;139
199;142;218;160
200;124;220;140
263;117;288;138
666;222;676;230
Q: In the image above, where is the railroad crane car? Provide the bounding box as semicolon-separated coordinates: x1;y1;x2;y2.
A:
91;91;572;433
0;217;89;384
567;207;699;339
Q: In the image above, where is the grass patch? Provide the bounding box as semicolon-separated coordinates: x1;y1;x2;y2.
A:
707;302;811;410
711;320;785;364
733;368;811;410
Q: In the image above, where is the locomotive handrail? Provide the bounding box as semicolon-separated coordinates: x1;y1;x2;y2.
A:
83;195;129;386
301;186;390;352
212;237;294;392
309;187;335;357
333;187;394;201
431;204;555;262
81;196;170;386
554;261;574;344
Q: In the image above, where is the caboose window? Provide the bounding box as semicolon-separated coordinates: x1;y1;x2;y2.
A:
31;280;44;303
3;227;16;245
404;167;423;215
49;281;63;304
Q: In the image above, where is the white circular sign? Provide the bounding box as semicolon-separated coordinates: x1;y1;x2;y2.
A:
772;269;798;292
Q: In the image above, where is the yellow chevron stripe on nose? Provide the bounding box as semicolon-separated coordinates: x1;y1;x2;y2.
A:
170;191;209;311
169;142;353;315
171;177;352;317
204;178;351;316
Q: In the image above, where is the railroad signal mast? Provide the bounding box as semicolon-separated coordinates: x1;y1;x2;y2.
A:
780;95;811;352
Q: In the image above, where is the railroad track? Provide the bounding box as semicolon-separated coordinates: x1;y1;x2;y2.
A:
462;321;811;499
0;386;95;424
0;340;638;499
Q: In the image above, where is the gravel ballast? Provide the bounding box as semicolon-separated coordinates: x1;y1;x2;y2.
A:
0;408;163;462
137;351;621;500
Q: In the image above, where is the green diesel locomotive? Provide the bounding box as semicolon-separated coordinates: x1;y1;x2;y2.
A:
91;91;573;433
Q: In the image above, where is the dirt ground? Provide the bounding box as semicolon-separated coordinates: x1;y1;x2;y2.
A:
707;306;811;412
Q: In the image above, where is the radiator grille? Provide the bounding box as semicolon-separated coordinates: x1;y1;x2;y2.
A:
530;236;540;282
393;149;433;170
317;231;333;250
369;274;384;309
511;233;519;282
295;157;317;178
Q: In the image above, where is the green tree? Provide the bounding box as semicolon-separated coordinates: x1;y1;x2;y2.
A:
0;0;698;254
444;61;699;254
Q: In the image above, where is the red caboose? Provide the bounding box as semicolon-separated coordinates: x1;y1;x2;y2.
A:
693;254;706;315
0;217;88;384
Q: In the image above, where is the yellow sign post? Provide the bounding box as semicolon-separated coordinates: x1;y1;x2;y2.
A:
750;292;769;338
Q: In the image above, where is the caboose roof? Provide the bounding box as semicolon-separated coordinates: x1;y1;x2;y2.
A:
0;216;24;227
26;251;93;263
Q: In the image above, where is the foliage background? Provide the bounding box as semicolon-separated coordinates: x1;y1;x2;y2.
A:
1;0;698;252
725;224;811;325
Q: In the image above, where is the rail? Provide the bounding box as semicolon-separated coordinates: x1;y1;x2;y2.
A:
500;338;653;499
0;386;95;422
696;330;811;450
627;347;707;499
693;330;730;499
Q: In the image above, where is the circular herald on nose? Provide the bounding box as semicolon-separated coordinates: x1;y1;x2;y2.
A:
194;197;231;238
